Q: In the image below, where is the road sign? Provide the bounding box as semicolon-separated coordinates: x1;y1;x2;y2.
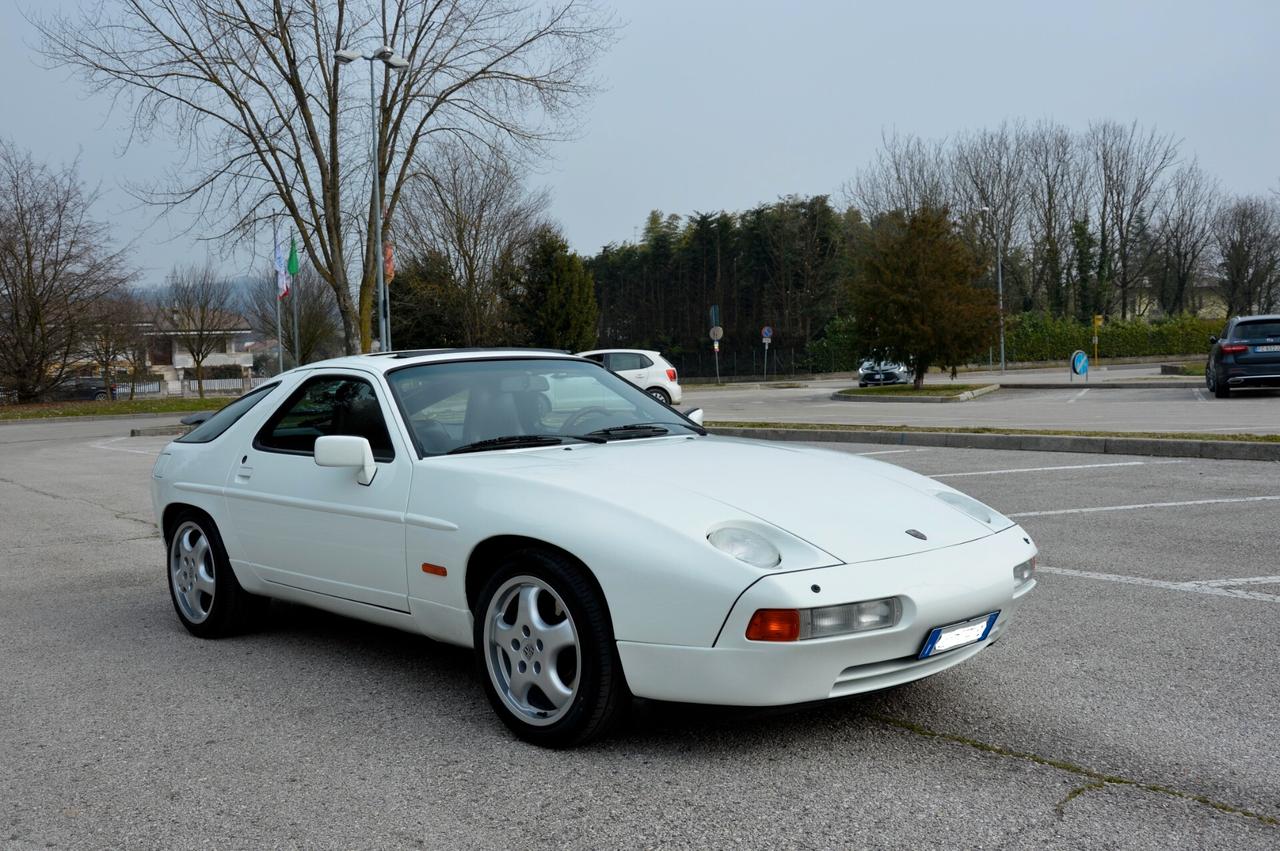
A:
1071;350;1089;377
1093;314;1103;329
761;325;773;339
710;305;720;328
709;325;724;342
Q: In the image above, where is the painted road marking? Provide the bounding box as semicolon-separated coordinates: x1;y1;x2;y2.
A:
1193;388;1207;403
88;437;160;456
1040;566;1280;603
1010;495;1280;518
931;460;1178;478
1066;388;1090;403
856;448;929;457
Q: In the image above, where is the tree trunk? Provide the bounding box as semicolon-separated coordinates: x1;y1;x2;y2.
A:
195;363;205;399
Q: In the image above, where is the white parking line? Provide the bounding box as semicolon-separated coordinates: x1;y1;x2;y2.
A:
1039;566;1280;603
88;437;158;456
1010;494;1280;518
931;460;1177;478
856;448;928;457
1066;388;1089;403
1186;575;1280;587
1193;388;1207;403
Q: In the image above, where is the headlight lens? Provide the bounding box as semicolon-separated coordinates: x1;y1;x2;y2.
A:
1013;556;1036;585
708;527;781;568
746;596;902;641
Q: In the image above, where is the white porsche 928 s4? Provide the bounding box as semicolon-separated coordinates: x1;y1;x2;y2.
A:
152;349;1037;747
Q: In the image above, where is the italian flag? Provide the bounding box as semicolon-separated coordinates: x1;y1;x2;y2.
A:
275;236;300;299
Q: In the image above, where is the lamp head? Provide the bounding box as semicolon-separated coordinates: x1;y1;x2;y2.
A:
334;48;361;64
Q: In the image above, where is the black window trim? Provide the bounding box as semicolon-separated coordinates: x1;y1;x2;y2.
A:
252;372;397;463
175;381;279;444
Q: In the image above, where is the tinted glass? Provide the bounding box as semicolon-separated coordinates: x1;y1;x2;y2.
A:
607;352;649;371
387;358;692;457
256;376;395;461
177;383;277;444
1234;321;1280;341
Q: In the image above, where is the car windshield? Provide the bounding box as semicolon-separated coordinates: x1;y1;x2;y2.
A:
386;358;701;457
1234;320;1280;341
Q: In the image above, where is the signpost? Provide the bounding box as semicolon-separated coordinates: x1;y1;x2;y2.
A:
1092;314;1103;364
709;325;724;384
761;326;773;381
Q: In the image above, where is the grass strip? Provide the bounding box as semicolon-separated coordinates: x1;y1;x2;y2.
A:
873;714;1279;827
709;420;1280;444
0;397;231;421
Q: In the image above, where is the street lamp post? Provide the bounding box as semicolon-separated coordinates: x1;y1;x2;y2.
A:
335;45;410;353
980;206;1006;372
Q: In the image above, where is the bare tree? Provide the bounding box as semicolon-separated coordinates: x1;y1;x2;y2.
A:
164;265;241;397
1213;197;1280;316
0;141;132;403
1021;121;1089;316
951;121;1028;315
399;142;549;345
36;0;615;355
1084;121;1180;318
243;264;343;371
82;291;145;400
846;130;953;217
1154;161;1218;314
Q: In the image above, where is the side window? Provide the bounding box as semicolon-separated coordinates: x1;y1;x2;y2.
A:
635;354;654;369
607;352;644;371
256;376;395;462
177;383;277;444
582;353;605;364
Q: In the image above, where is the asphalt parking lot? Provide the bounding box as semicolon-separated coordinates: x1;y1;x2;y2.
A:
684;378;1280;435
2;416;1278;848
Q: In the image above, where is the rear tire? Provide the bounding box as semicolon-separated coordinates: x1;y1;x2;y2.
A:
166;510;264;638
94;391;108;401
646;387;671;405
473;548;628;748
1211;370;1230;398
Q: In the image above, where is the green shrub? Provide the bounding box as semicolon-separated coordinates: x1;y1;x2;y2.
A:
1004;314;1220;362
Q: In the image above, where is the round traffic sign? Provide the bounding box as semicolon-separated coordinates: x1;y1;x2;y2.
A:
1071;350;1089;375
709;325;724;341
761;325;773;339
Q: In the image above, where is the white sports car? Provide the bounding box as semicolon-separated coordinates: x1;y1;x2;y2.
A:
152;349;1037;747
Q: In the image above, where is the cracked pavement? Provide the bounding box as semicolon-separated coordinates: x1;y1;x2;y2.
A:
1;416;1277;848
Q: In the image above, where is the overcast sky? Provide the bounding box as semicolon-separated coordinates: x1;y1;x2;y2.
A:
2;0;1277;287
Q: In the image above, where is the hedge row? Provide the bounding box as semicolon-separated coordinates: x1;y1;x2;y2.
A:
1003;314;1221;362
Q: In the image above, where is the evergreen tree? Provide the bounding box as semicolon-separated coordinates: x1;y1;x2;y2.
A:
517;226;599;351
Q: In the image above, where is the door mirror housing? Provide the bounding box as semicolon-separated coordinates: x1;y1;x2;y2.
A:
314;435;376;485
684;407;705;426
1209;335;1218;345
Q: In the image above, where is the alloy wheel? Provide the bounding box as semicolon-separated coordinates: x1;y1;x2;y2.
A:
483;576;581;727
170;520;216;624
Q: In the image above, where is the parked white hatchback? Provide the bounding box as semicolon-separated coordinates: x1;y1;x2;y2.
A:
153;349;1036;747
577;348;682;405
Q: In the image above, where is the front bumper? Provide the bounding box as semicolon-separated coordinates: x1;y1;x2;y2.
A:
858;373;908;386
618;526;1036;706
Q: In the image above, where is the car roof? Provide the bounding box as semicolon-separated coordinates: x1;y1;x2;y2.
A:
1232;315;1280;323
293;347;585;375
577;348;663;356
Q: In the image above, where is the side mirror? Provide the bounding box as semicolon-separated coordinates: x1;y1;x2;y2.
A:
1209;335;1218;344
684;407;705;426
180;411;213;426
314;435;376;485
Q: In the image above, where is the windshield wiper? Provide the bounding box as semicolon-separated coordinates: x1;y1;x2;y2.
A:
446;433;604;455
593;421;707;437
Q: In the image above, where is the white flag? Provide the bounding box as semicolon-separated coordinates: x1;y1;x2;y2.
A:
274;239;291;299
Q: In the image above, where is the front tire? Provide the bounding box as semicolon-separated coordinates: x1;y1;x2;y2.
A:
167;510;263;638
1210;369;1230;398
473;548;628;747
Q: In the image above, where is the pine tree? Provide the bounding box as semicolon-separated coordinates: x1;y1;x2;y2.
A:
517;227;599;351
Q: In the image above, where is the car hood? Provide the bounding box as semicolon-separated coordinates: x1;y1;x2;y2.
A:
471;436;1008;566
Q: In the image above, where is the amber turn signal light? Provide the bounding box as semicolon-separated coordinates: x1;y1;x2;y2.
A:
421;562;447;577
745;608;801;642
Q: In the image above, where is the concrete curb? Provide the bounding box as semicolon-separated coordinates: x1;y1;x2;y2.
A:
0;411;200;427
708;426;1280;462
130;425;192;437
831;384;1000;403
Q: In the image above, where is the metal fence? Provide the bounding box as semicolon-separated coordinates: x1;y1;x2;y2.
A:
669;347;819;381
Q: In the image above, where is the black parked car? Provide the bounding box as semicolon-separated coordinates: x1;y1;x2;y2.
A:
1206;315;1280;398
48;376;118;402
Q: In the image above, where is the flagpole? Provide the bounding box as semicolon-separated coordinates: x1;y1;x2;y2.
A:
273;218;284;374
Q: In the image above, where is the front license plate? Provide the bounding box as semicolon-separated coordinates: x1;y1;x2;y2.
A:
918;612;1000;659
1255;345;1280;352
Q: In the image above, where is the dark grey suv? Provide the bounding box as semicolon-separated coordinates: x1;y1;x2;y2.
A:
1206;315;1280;398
